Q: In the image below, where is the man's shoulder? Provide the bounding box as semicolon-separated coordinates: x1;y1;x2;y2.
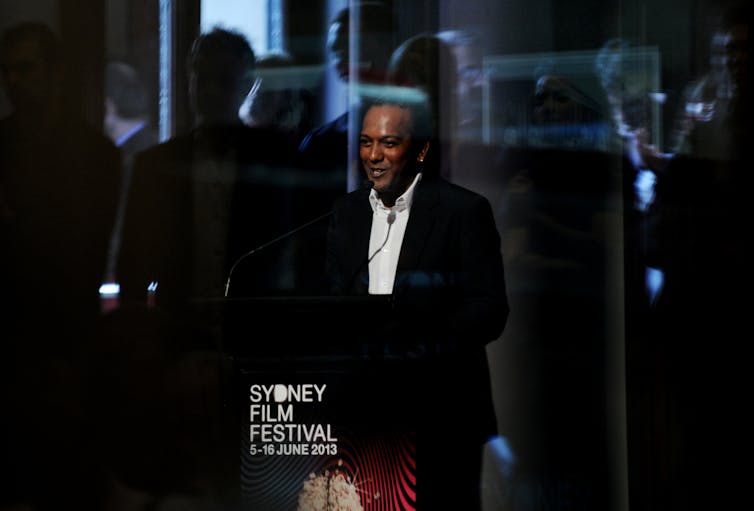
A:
123;124;160;155
309;113;349;137
132;134;191;169
297;113;348;154
0;114;14;147
331;186;371;212
239;125;301;163
38;117;118;166
0;113;12;130
420;177;490;207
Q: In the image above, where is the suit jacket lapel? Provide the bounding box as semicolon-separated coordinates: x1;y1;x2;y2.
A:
348;190;373;293
397;179;439;272
353;197;373;258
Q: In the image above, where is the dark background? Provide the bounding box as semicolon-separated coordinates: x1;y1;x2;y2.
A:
1;1;745;510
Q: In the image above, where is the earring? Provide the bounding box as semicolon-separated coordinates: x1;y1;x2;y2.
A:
418;142;429;162
416;142;429;173
416;159;424;174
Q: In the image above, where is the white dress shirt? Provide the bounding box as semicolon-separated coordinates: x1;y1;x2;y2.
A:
191;147;238;300
367;173;422;294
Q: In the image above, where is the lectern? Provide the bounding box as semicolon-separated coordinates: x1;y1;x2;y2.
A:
221;294;394;359
219;294;421;511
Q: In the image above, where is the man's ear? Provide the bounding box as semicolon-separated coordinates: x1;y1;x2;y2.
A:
104;97;116;117
417;141;430;163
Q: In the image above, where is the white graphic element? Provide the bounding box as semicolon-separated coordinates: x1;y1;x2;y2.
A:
297;461;377;511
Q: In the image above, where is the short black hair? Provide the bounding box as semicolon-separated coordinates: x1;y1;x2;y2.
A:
0;21;61;65
332;1;393;34
594;37;632;95
718;2;750;31
359;87;433;143
358;86;437;175
187;27;256;75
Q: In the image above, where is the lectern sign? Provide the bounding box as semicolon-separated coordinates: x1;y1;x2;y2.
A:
240;368;417;511
249;383;338;457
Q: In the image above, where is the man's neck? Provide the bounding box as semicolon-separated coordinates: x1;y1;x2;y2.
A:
109;117;146;145
376;172;421;208
13;104;63;139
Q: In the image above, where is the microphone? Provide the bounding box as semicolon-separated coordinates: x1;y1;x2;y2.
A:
223;210;334;297
367;210;396;264
347;210;396;292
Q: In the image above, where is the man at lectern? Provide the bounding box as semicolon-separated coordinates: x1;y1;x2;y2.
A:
325;89;509;510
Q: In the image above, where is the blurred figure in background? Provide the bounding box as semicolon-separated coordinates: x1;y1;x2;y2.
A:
436;29;486;141
297;1;396;184
239;51;314;143
104;61;158;172
530;72;607;149
119;26;327;313
387;32;457;180
388;30;512;226
0;21;120;509
119;27;261;311
532;74;588;125
595;36;674;511
99;27;276;510
239;51;335;294
673;2;748;161
101;60;159;311
648;4;750;508
594;37;668;305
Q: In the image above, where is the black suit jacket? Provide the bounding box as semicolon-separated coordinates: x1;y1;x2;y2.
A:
325;176;509;442
0;114;120;347
118;124;307;311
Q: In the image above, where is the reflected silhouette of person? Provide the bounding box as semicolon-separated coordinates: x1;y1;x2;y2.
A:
99;27;274;506
436;29;486;141
387;32;458;180
0;21;120;508
119;27;299;314
104;61;158;172
297;1;396;183
530;73;606;149
102;61;159;308
387;31;509;214
594;37;669;305
239;51;314;142
532;74;583;124
673;3;748;161
647;5;750;509
0;21;120;346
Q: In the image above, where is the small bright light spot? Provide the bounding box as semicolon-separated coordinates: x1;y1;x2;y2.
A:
99;283;121;296
646;267;664;306
147;281;159;292
648;91;666;104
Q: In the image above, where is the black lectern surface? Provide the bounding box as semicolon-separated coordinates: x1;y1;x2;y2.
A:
209;294;395;359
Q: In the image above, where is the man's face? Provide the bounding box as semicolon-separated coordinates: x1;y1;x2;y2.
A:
359;104;414;194
327;21;349;81
533;75;580;124
711;25;748;93
327;20;390;84
0;38;55;114
453;45;483;101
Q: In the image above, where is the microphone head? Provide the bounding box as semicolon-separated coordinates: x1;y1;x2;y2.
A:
387;210;396;225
